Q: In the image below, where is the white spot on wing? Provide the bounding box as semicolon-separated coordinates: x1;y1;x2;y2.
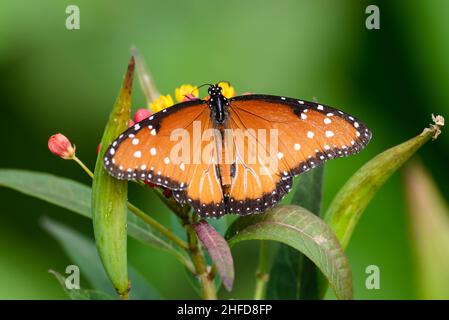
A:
307;131;314;139
133;151;142;158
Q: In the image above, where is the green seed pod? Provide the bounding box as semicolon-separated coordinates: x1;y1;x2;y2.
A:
92;56;135;298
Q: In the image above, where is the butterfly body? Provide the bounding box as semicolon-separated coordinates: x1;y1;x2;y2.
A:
104;84;371;218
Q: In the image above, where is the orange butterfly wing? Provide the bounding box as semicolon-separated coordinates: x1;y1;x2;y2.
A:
104;100;225;216
172;113;226;217
104;94;371;218
222;111;290;214
223;94;371;214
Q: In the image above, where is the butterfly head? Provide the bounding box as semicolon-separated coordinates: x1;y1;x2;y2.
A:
208;84;223;97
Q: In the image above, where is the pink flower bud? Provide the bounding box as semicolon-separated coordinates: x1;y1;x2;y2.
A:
48;133;76;159
128;119;135;128
134;108;152;123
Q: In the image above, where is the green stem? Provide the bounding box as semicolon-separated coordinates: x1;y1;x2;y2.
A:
71;156;189;251
254;241;269;300
127;202;188;250
186;222;217;300
73;156;94;178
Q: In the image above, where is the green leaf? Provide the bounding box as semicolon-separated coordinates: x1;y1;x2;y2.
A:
291;166;324;214
0;170;91;216
42;217;160;299
0;169;191;270
404;162;449;299
91;56;135;297
324;115;445;249
226;205;353;300
267;166;324;300
49;270;114;300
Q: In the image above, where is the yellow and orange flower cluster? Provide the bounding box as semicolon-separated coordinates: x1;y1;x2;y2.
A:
149;82;236;113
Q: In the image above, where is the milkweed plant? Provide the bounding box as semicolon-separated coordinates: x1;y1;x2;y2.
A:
0;52;446;300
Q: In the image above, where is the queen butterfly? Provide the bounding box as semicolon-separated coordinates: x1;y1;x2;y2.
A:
103;84;371;218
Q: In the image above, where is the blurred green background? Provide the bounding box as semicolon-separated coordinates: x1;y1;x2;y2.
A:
0;0;448;299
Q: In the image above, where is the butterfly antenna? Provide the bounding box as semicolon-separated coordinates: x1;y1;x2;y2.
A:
195;83;213;90
189;83;213;97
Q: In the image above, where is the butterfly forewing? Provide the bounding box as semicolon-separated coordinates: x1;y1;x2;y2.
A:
229;94;371;176
104;100;208;189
